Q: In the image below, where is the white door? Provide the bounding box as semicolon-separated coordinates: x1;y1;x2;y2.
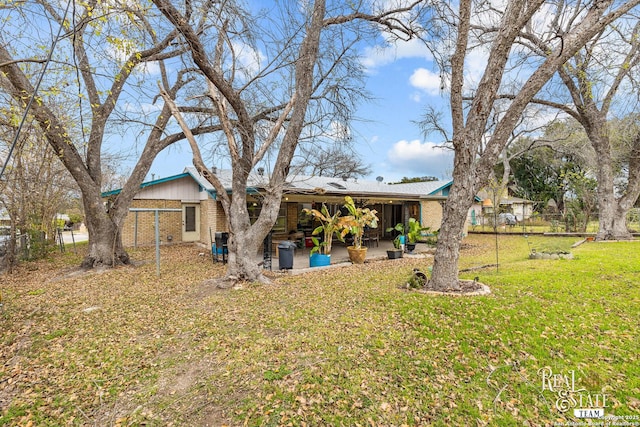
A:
182;204;200;242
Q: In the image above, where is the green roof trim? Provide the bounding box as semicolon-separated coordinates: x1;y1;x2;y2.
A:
427;181;453;196
426;181;482;202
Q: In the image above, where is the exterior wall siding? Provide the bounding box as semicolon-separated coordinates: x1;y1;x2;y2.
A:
135;177;201;201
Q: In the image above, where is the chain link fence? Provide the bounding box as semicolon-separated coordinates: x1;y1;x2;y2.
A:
471;208;640;234
0;230;49;272
470;213;601;233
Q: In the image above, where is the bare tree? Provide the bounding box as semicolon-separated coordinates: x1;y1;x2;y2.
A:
429;0;640;290
0;0;194;268
515;19;640;240
0;113;77;268
153;0;429;283
292;144;372;178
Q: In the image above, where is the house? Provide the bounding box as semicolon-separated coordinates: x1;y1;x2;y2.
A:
103;167;459;248
0;208;9;227
468;189;535;228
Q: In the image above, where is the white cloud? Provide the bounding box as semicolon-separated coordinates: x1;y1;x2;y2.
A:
231;41;265;78
139;61;161;76
361;38;432;71
123;101;163;114
386;139;453;178
409;92;422;103
464;47;490;89
409;68;442;96
105;43;162;76
326;121;350;141
105;43;130;64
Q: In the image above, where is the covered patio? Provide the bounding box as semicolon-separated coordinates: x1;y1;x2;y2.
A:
257;239;434;274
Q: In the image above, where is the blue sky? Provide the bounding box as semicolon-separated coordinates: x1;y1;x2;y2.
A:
146;36;456;184
353;50;454;182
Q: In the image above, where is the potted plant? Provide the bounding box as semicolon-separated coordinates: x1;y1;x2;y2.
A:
406;218;429;253
302;203;343;267
385;222;405;259
339;196;379;264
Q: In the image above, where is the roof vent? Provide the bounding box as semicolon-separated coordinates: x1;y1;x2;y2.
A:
211;166;217;175
328;182;346;190
257;167;264;176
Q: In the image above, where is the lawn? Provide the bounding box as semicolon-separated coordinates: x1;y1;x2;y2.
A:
1;234;639;426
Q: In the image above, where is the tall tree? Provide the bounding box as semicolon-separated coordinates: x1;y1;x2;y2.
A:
507;121;594;214
0;114;77;268
153;0;429;283
429;0;640;290
512;17;640;239
0;0;193;268
292;144;372;179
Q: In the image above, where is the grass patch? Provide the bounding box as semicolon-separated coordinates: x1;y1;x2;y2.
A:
0;238;638;426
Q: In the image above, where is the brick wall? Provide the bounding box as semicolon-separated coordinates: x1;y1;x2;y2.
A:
421;201;443;232
121;200;182;247
200;199;210;243
200;199;228;243
215;200;227;232
286;202;299;232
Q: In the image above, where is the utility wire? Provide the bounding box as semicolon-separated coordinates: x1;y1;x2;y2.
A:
0;0;73;181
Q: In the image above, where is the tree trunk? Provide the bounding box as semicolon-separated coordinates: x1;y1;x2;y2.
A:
611;206;632;239
224;189;270;283
430;149;477;291
81;195;129;268
225;229;264;282
592;135;633;240
598;205;631;241
592;129;640;241
219;168;284;283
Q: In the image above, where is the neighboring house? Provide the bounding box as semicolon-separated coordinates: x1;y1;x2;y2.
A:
103;167;459;248
0;207;9;227
468;189;535;228
498;196;535;221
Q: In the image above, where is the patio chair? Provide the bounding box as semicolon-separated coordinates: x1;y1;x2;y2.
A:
364;228;379;247
212;232;229;263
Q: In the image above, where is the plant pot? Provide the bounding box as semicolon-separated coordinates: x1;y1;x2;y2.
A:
309;253;331;268
347;246;367;264
387;249;403;259
406;242;416;253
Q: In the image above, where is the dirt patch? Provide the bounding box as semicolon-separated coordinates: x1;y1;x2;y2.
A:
402;279;491;296
190;277;251;300
423;279;491;296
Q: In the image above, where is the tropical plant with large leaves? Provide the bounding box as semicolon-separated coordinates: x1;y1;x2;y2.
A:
338;196;378;249
302;203;343;255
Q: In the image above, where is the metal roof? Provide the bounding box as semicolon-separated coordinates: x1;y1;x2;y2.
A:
102;167;453;200
184;167;451;199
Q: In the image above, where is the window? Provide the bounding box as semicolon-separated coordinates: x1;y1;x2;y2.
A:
273;205;286;232
247;201;286;233
298;203;313;229
185;206;196;232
